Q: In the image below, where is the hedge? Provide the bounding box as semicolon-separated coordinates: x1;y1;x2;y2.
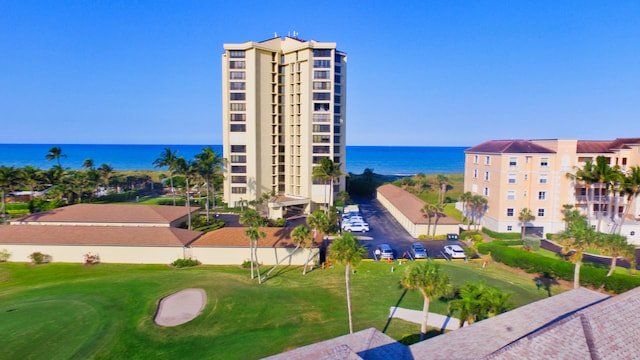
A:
477;242;640;294
482;227;521;240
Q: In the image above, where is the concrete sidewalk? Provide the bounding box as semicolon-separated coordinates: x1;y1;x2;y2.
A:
388;306;464;331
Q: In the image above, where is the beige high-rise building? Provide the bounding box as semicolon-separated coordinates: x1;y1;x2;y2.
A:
463;138;640;244
221;36;346;218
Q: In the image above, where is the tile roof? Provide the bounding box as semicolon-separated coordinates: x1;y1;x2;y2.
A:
409;287;609;359
608;138;640;150
13;203;196;225
262;327;412;360
376;184;460;225
575;140;615;154
192;226;322;248
465;140;555;154
0;224;200;247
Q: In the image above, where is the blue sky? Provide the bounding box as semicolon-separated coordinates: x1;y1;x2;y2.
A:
1;1;638;146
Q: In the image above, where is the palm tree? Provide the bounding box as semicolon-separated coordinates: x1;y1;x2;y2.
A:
329;232;366;334
557;213;597;288
567;160;596;219
597;233;634;277
194;147;224;223
0;166;20;222
174;157;196;230
431;202;445;238
265;224;311;277
448;281;512;327
82;158;95;170
46;146;67;167
245;227;266;284
20;165;43;200
618;166;640;234
420;203;436;238
592;156;619;231
312;157;343;213
400;261;452;340
459;191;473;230
436;174;449;204
307;210;329;242
470;195;488;231
153;148;178;206
518;208;535;239
240;208;264;280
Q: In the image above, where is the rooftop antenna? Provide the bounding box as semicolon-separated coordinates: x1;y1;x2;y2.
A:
274;32;278;38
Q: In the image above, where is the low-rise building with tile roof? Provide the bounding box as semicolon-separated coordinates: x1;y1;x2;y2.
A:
464;138;640;243
376;184;460;238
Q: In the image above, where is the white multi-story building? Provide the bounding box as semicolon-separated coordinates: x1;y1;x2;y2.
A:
221;36;346;218
464;138;640;244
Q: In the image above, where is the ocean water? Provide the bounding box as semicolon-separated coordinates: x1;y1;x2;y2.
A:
0;144;466;175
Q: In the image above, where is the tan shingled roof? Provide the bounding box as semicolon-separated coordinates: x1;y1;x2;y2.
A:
14;203;197;224
192;226;322;248
0;224;200;247
465;140;555;154
376;184;459;225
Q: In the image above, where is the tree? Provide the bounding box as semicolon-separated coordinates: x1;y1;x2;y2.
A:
46;146;66;167
329;232;366;334
518;208;535;239
0;166;20;222
448;281;512;327
307;210;329;242
459;191;473;230
153;148;178;206
567;160;596;219
245;227;266;284
400;261;453;340
312;157;343;213
592;156;620;231
420;203;436;238
557;213;597;288
470;195;488;231
436;174;449;204
431;203;445;238
265;224;312;277
597;233;634;277
618;166;640;234
240;208;265;280
174;157;196;230
194;147;224;223
82;158;95;170
20;165;43;200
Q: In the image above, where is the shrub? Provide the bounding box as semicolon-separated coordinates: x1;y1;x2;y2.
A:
418;234;428;239
83;252;100;265
171;258;201;268
0;249;11;262
482;227;521;240
29;252;50;264
523;237;541;251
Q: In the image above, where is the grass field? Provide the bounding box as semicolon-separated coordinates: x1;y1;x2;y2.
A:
0;259;569;359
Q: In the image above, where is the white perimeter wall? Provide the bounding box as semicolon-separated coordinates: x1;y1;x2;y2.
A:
193;247;319;266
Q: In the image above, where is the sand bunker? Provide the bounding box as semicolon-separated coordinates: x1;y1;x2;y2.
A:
154;288;206;327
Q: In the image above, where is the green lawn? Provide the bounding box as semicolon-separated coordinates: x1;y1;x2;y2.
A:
0;259;569;359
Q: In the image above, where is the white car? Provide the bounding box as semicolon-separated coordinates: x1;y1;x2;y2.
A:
444;245;466;259
345;222;369;232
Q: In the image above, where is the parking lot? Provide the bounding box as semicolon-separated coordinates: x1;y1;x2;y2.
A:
339;197;466;261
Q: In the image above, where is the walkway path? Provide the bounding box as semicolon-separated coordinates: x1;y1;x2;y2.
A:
389;307;464;331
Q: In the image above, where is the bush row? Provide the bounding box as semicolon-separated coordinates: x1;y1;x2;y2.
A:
477;242;640;294
482;227;521;240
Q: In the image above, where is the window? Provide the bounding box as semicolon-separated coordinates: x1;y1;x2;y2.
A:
507;191;516;200
230;103;246;111
474;155;479;164
229;61;245;69
538;191;546;200
508;174;517;184
631;231;636;236
312;113;330;122
230;93;245;101
313;146;330;154
524;174;528;181
538;208;545;217
229;50;245;58
507;208;514;217
231;145;246;153
312;156;328;164
485;156;491;165
334;105;341;113
313;93;330;100
313;59;331;68
230;114;246;121
334;84;341;93
473;169;478;179
313;124;331;133
483;187;490;196
540;157;549;167
230;155;246;163
484;171;490;181
229;71;245;79
313;81;330;90
313;49;331;57
314;103;330;112
539;174;548;184
523;190;528;197
509;157;518;166
231;166;246;173
231;176;246;183
507;225;513;231
230;124;246;132
230;82;245;90
231;187;246;194
313;70;330;79
313;135;330;143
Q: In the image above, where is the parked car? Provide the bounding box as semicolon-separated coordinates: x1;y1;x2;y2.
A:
411;243;427;259
375;244;394;260
344;222;369;232
444;244;466;259
446;233;459;241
